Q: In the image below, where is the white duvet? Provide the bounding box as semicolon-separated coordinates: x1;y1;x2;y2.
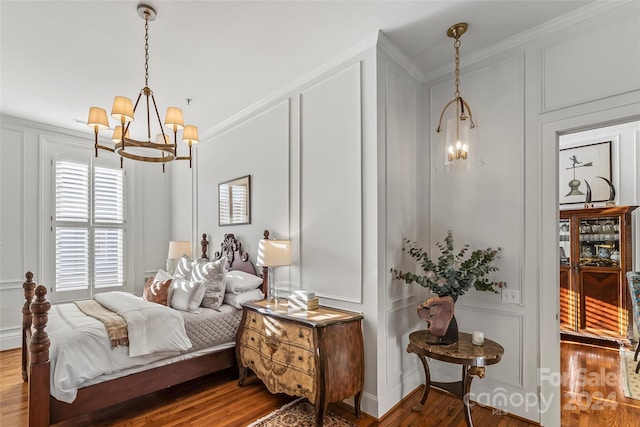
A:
47;292;192;403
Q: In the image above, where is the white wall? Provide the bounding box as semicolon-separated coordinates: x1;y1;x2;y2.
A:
171;3;640;423
429;51;534;419
183;38;392;415
0;116;172;350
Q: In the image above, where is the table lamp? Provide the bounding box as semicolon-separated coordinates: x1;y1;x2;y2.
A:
257;236;291;301
167;241;192;274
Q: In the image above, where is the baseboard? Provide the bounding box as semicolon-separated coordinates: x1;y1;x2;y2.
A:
0;332;21;351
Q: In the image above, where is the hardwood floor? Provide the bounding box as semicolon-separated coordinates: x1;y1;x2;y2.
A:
1;341;638;426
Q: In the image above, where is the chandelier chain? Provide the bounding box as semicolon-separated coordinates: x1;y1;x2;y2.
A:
144;14;150;87
454;38;461;100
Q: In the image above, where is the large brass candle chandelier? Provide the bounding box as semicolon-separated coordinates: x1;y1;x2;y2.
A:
86;3;198;171
435;23;483;172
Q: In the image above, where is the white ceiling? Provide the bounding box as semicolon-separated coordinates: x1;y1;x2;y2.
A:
1;0;594;141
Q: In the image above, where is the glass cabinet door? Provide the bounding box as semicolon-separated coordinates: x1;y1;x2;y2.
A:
578;216;621;267
559;219;571;266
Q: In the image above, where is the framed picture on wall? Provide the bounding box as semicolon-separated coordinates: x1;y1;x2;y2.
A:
559;141;612;205
218;175;251;226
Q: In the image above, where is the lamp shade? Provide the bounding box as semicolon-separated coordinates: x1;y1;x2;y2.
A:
111;96;134;122
182;125;199;145
87;107;110;130
111;125;130;143
164;107;184;130
167;241;192;259
155;133;170;144
257;239;291;267
435;117;483;172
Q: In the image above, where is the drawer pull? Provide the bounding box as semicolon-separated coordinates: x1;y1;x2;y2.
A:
251;318;256;323
250;337;255;341
298;356;303;361
298;332;304;338
297;384;302;389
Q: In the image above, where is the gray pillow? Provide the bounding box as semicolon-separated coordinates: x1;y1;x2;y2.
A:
191;257;227;309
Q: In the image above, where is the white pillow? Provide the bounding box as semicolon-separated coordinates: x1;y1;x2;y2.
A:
223;288;264;309
173;255;193;280
170;278;205;312
192;257;227;309
155;269;173;281
225;270;263;294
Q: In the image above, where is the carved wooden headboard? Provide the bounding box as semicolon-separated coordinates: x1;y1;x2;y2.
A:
201;233;259;276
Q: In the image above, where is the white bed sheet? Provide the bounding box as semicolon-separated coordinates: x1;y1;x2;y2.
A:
46;298;242;404
47;302;185;403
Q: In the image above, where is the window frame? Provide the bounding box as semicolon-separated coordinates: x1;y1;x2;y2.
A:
42;136;129;303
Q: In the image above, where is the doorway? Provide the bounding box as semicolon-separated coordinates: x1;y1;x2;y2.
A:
539;111;639;427
558;121;640;345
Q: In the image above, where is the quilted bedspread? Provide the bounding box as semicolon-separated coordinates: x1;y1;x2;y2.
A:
46;292;241;403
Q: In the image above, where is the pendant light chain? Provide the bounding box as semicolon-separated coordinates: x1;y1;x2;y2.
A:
144;13;150;88
454;37;461;100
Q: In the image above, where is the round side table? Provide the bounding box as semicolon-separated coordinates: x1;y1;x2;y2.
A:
406;330;504;427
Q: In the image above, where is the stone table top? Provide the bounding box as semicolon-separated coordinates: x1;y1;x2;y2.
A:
408;330;504;366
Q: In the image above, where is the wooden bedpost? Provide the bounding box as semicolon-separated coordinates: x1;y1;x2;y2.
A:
261;230;270;295
22;272;36;382
201;233;209;260
29;284;51;427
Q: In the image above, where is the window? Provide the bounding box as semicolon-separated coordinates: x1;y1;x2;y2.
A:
52;153;125;300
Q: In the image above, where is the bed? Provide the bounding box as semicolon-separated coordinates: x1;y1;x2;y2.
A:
21;232;268;427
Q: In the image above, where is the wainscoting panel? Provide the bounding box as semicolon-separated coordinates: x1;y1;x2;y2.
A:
541;14;640;112
299;63;362;303
454;307;524;388
1;127;26;350
385;303;423;386
384;61;418;306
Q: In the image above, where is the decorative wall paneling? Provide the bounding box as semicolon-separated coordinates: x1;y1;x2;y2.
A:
299;63;363;303
377;46;424;416
1;126;27;349
428;53;534;420
541;14;640;113
196;100;292;287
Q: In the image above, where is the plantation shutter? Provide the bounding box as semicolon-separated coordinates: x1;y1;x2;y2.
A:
54;158;125;295
55;161;90;290
94;167;124;288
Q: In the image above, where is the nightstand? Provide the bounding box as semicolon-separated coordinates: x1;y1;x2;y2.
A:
236;299;364;426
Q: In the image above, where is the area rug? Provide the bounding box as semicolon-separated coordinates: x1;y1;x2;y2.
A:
619;349;640;400
247;398;357;427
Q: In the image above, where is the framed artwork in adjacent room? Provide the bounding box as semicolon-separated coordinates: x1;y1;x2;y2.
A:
559;141;611;205
218;175;251;225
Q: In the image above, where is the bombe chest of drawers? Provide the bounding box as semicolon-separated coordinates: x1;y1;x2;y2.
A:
236;299;364;427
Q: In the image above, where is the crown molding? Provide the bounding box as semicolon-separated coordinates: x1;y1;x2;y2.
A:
203;32;380;140
376;31;425;82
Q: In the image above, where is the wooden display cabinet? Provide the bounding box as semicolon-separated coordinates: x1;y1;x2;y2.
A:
559;205;637;340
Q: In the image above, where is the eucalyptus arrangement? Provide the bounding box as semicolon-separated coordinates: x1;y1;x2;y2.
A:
391;231;505;297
